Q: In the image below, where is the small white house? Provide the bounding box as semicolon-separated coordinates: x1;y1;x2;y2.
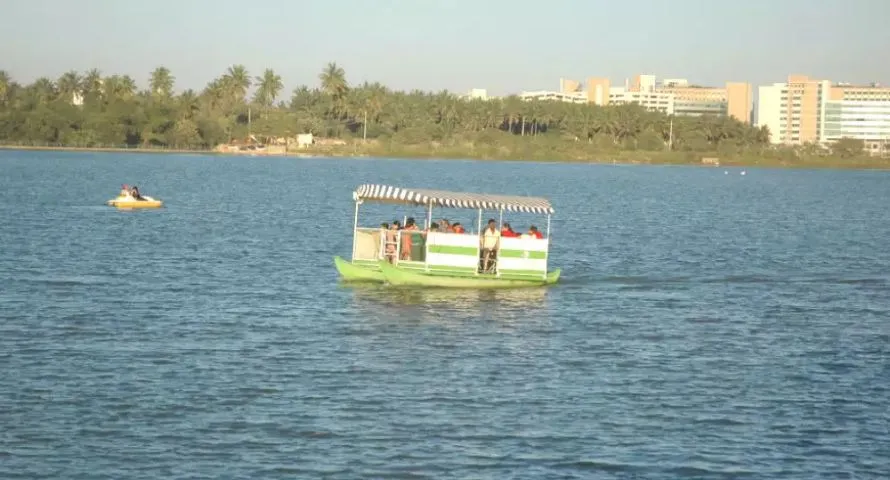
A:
296;133;314;148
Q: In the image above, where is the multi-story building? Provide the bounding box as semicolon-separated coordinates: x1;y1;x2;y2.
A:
660;82;753;122
460;88;490;101
518;89;588;104
756;75;830;145
516;74;753;123
521;77;673;113
756;75;890;152
607;86;675;114
584;74;752;122
823;83;890;153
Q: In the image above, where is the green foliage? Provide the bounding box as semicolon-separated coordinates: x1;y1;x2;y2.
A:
0;63;887;169
831;137;865;158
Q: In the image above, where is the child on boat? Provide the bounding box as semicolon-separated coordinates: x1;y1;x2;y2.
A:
384;223;398;263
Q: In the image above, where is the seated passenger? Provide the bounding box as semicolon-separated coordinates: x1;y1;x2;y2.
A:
120;184;130;196
501;222;519;237
439;219;451;232
451;222;465;234
130;185;143;200
528;225;543;239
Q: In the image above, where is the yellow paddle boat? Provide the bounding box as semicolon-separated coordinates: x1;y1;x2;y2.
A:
107;185;163;209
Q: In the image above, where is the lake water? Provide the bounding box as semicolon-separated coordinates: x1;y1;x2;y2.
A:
1;150;889;479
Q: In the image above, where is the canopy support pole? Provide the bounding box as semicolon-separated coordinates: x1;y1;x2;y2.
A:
425;202;433;271
476;209;482;275
544;213;551;279
496;208;504;278
351;201;360;262
426;203;433;231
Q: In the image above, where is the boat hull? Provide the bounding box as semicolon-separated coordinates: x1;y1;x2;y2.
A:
334;256;384;282
378;260;560;288
107;195;163;209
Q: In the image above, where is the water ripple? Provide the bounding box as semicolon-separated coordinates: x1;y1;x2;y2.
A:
1;152;889;479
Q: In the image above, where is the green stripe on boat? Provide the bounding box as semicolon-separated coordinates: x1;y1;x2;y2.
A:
427;245;546;259
377;260;560;288
427;245;476;255
499;249;547;260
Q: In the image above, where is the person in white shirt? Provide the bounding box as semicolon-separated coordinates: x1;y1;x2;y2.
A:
480;218;500;273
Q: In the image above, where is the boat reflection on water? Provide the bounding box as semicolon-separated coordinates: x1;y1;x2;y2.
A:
345;285;550;324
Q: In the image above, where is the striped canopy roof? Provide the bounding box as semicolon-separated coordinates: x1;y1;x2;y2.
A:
353;184;554;214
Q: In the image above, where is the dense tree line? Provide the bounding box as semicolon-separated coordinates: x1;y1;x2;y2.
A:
0;63;779;154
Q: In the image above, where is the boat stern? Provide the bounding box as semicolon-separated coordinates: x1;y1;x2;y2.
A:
334;256;385;282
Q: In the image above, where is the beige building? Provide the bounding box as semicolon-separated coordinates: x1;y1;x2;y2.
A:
559;78;581;94
585;77;610;106
557;74;753;123
756;75;890;151
658;81;752;123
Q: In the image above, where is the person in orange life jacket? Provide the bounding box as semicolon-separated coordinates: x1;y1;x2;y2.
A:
400;217;418;260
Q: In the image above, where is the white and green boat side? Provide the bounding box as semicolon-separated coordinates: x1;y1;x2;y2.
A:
333;184;559;288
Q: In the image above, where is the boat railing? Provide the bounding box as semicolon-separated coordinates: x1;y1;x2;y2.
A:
353;227;388;262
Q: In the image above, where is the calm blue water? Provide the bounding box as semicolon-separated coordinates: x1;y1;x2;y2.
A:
1;150;889;479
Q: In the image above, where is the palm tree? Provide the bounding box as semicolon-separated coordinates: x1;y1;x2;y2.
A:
363;82;387;125
57;70;82;102
319;62;348;98
83;68;102;89
223;65;250;101
103;75;137;99
0;61;780;158
202;77;226;109
503;95;523;134
253;68;283;107
30;77;57;105
319;62;348;120
150;66;175;97
0;70;10;106
177;89;200;119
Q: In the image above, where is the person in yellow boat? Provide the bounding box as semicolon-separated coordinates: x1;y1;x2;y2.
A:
120;184;130;196
130;185;144;200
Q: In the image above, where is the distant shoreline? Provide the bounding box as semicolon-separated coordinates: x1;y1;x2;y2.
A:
0;145;213;155
1;144;888;170
0;144;334;158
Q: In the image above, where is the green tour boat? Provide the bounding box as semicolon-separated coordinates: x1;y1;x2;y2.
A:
333;184;560;288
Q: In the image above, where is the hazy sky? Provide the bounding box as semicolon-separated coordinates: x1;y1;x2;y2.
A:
2;0;888;96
